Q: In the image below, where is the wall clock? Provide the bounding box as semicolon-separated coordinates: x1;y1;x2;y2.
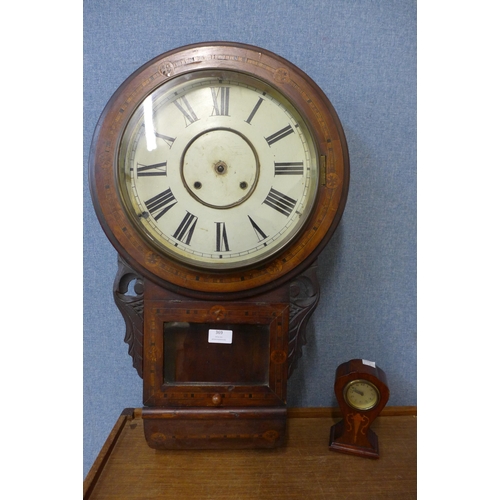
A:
89;41;349;449
329;359;390;458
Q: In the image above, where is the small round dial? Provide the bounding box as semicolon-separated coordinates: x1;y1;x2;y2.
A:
118;70;318;270
343;379;380;411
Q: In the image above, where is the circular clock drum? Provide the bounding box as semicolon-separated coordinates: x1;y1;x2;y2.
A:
90;42;349;297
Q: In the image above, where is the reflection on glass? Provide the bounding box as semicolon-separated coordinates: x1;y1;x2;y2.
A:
163;322;270;385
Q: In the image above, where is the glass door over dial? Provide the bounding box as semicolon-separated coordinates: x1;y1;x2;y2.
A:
118;71;319;271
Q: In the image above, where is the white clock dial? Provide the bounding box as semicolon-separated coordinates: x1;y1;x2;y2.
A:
118;71;319;270
344;380;380;411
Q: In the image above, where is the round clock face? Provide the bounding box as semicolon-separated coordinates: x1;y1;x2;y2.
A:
343;380;380;411
90;42;349;295
118;71;318;270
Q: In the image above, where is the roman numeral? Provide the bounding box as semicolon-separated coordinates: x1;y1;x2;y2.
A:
248;216;267;243
173;212;198;245
211;87;230;116
265;124;294;146
174;96;198;126
144;188;177;220
245;97;264;124
274;161;304;175
136;161;167;177
215;222;230;252
263;188;297;217
154;132;176;148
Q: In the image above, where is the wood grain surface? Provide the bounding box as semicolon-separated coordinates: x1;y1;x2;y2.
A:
85;408;416;499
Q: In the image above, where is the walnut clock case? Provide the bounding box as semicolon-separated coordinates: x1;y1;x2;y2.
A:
89;42;349;450
329;359;390;458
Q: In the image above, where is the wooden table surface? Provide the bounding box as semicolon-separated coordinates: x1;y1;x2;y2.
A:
84;408;416;500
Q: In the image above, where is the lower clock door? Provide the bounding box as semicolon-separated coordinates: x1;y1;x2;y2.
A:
142;301;289;449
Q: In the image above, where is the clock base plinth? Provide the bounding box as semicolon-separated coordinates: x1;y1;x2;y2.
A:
142;406;286;450
328;419;380;459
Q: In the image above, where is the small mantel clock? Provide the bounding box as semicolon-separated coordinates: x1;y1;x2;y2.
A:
89;42;349;449
329;359;390;458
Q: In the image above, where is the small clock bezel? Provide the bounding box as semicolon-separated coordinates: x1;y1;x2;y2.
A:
343;379;381;411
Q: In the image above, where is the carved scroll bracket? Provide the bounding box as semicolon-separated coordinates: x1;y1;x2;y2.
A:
287;261;320;378
113;255;144;378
